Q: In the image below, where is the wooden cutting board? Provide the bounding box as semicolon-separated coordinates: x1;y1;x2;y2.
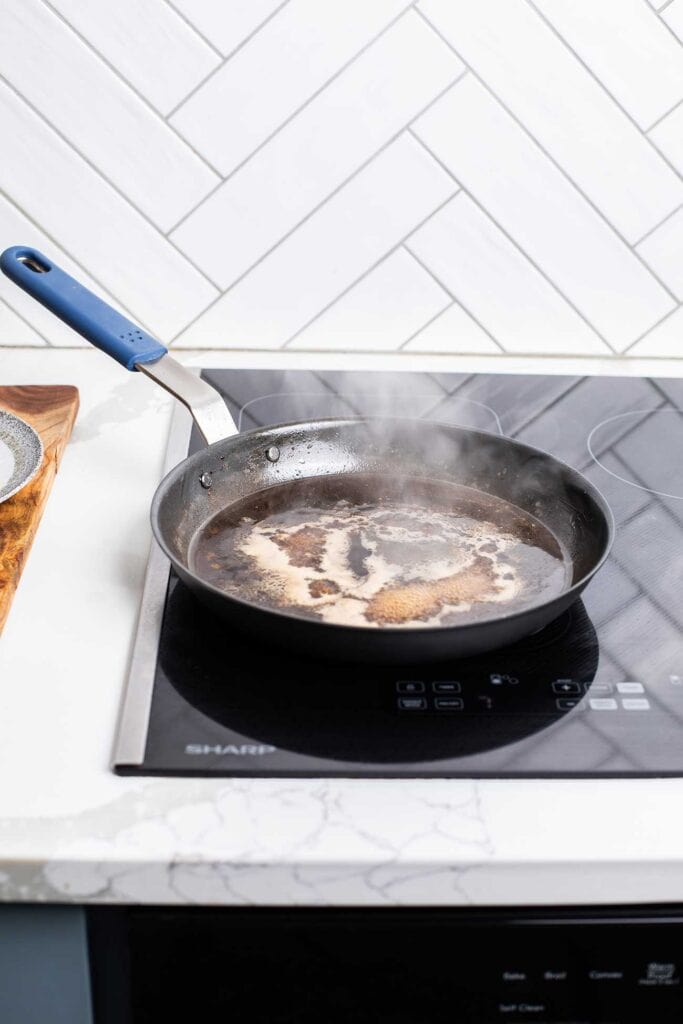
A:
0;385;79;634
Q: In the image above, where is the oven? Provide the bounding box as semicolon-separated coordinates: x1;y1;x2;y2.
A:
88;905;683;1023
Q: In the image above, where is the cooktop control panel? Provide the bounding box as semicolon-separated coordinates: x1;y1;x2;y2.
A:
394;676;651;714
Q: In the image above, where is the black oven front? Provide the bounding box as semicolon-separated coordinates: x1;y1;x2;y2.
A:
88;905;683;1023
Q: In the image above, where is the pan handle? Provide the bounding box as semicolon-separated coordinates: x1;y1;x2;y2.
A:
0;245;238;445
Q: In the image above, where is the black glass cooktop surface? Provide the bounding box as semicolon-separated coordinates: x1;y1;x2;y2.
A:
115;369;683;777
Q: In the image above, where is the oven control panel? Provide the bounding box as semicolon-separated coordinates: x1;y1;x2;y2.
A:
490;957;681;1021
90;907;683;1023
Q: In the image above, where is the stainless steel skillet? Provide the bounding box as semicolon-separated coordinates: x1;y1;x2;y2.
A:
0;245;613;662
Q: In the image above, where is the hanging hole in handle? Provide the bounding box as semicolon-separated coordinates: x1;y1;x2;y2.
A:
18;255;50;273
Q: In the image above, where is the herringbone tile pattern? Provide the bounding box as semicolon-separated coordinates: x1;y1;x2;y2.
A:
2;0;683;357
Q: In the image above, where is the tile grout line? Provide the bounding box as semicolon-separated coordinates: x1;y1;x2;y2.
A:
169;66;466;245
167;1;429;226
653;2;683;47
167;3;424;233
523;0;683;188
406;68;469;126
402;241;458;302
0;295;54;347
621;304;683;354
0;75;223;295
171;184;457;346
0;343;62;349
657;0;677;12
645;95;683;133
408;129;618;355
169;71;468;313
397;298;455;352
278;190;459;350
166;179;225;238
415;6;683;312
37;0;225;179
632;201;683;247
402;242;505;353
168;54;466;237
165;0;293;119
194;131;415;293
0;187;161;339
160;0;225;58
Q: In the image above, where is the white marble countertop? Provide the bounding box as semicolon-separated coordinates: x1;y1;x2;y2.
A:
2;347;683;907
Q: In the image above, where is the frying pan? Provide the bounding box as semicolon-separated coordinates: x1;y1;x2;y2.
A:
0;245;613;662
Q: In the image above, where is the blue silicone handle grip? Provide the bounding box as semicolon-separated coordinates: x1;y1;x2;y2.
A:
0;246;167;371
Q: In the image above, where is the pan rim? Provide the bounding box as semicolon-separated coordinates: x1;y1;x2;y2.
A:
149;415;615;637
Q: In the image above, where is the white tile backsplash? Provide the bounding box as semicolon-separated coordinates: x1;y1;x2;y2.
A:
46;0;221;116
0;83;218;337
1;0;682;358
627;304;683;356
0;298;46;346
663;0;683;44
649;101;683;175
175;134;457;347
169;0;413;176
637;206;683;299
1;0;219;231
417;0;683;244
413;78;675;350
286;248;451;352
402;300;500;355
171;12;461;288
169;0;286;58
533;0;683;130
407;193;611;356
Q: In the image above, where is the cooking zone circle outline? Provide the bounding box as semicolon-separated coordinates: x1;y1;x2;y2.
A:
236;390;504;436
588;408;683;500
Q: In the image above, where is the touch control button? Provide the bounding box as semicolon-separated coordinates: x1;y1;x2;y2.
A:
556;698;584;711
617;682;644;694
588;681;614;694
432;681;461;693
622;698;650;710
397;698;426;711
396;681;424;694
589;698;618;711
435;697;464;711
497;1002;546;1016
552;680;581;695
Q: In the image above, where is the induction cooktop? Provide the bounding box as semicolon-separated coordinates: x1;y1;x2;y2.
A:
114;368;683;777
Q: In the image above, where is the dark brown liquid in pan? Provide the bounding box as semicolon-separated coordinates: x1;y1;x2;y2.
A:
189;474;571;629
